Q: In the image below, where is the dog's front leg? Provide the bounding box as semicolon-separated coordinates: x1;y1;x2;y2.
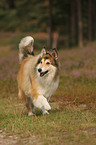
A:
33;95;51;114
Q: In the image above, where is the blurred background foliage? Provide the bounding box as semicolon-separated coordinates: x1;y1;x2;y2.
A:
0;0;96;49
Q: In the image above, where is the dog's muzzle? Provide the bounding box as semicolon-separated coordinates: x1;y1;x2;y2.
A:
38;68;49;77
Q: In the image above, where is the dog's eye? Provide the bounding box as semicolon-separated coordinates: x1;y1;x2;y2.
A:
46;62;50;65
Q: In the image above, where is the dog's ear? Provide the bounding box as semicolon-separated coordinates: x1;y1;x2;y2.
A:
41;47;46;56
51;48;58;60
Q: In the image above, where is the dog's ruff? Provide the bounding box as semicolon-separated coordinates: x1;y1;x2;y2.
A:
17;36;59;115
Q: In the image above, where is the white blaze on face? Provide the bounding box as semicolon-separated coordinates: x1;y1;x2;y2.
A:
37;58;50;77
45;59;50;64
37;57;57;78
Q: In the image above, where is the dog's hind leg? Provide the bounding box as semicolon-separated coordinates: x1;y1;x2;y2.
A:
26;97;35;116
18;88;26;101
33;95;51;115
18;89;34;116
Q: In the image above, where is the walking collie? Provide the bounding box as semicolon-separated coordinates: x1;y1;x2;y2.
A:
17;36;59;116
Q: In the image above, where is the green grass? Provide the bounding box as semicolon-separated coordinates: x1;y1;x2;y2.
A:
53;76;96;105
1;34;96;144
0;95;96;144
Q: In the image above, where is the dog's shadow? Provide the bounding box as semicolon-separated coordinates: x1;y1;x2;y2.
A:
34;108;61;116
20;103;61;117
33;102;61;116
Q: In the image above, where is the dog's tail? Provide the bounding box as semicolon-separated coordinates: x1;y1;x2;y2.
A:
19;36;34;63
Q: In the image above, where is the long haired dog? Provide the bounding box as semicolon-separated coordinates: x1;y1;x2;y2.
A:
17;36;59;115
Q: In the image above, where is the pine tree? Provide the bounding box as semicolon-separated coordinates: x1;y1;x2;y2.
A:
88;0;92;41
76;0;83;47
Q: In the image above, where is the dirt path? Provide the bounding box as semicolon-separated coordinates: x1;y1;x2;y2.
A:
0;131;42;145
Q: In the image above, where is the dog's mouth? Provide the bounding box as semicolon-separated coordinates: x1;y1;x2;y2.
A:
40;70;49;77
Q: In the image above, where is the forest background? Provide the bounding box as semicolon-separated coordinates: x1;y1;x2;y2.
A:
0;0;96;49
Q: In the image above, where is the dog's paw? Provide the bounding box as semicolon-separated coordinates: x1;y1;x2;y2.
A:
28;112;34;116
34;95;51;111
43;110;49;115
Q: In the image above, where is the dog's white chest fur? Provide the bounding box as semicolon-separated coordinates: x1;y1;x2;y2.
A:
37;75;59;99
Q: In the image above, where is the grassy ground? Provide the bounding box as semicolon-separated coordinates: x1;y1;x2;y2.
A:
0;33;96;145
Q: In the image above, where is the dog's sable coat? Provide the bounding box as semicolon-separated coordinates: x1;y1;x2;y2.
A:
17;36;59;115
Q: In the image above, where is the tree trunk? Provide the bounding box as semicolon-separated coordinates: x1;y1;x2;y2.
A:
52;31;59;48
92;0;96;39
76;0;83;47
88;0;92;41
67;1;71;48
48;0;53;50
71;0;76;46
8;0;15;9
94;0;96;39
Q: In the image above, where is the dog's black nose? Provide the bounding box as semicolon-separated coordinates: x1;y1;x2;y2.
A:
38;68;42;72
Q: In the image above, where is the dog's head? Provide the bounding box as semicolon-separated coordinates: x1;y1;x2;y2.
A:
36;48;59;78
